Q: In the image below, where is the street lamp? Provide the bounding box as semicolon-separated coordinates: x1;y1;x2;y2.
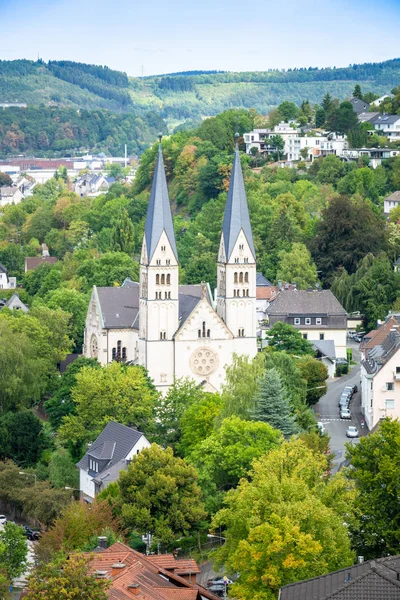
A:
19;472;36;485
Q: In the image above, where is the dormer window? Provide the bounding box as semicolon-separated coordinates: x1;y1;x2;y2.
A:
89;459;99;473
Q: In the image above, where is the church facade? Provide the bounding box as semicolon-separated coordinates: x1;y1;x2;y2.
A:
83;142;258;392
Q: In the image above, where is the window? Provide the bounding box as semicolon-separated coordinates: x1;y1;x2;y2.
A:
396;367;400;374
316;318;322;325
161;245;166;251
234;272;238;283
245;272;249;283
207;329;210;338
239;272;243;283
166;259;170;266
233;290;237;297
387;382;394;391
305;318;311;325
303;333;308;340
294;318;300;325
238;328;245;337
239;244;244;250
112;348;116;360
202;321;206;338
156;274;160;285
319;333;325;340
161;274;165;285
156;259;161;266
117;341;121;359
198;329;201;338
160;331;166;340
234;258;239;263
244;257;249;263
386;399;395;409
166;274;171;285
122;347;127;360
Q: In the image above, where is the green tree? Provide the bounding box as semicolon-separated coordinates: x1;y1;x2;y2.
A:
58;362;157;446
269;134;285;160
43;288;89;351
316;154;345;185
278;101;299;121
110;209;135;255
220;353;266;420
25;553;110;600
297;357;328;405
346;418;400;558
119;444;206;544
0;172;12;187
252;368;297;437
0;410;50;467
0;522;28;579
326;101;359;134
48;448;79;489
267;322;315;355
212;439;355;599
353;84;363;99
321;93;334;115
314;107;326;128
276;242;318;289
178;393;223;457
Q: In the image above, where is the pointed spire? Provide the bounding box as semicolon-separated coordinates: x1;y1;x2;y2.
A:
222;136;256;261
144;140;178;262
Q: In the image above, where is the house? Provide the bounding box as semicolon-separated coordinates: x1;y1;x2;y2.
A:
350;97;370;114
341;147;400;168
25;244;57;272
85;541;220;600
312;339;336;378
266;289;348;358
0;186;23;207
0;293;29;313
360;318;400;430
279;555;400;600
256;272;277;326
372;93;394;107
0;264;16;290
76;421;151;503
384;191;400;215
84;141;258;393
243;123;300;157
369;114;400;141
74;173;115;197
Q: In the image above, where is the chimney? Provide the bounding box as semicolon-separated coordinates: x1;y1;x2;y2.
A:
345;572;351;583
95;570;108;579
277;281;282;291
112;561;126;576
358;556;364;564
98;536;108;549
127;584;140;595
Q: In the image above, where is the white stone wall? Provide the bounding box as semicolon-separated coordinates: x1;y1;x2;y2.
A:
299;328;347;359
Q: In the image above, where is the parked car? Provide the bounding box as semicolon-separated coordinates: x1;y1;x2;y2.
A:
23;526;41;541
346;425;359;438
0;515;7;526
336;358;348;365
340;408;351;420
343;386;354;398
339;393;351;407
317;422;326;435
207;578;233;587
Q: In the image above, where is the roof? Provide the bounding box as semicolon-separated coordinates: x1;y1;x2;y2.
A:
357;112;379;123
0;263;8;276
25;256;57;271
85;541;220;600
267;289;347;317
360;317;399;354
370;114;400;125
350;98;370;114
144;145;178;262
256;272;272;286
96;283;140;330
280;555;400;600
257;285;279;301
76;421;143;474
312;339;336;360
385;191;400;202
0;186;18;197
222;144;255;261
362;327;400;375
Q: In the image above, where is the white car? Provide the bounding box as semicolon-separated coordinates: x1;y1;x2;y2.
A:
340;408;351;420
346;426;359;438
317;422;326;435
0;515;7;526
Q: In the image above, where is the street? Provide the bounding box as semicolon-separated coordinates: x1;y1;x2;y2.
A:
315;341;367;471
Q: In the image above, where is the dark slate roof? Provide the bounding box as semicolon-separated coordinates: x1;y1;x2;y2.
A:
350;97;370;114
222;145;256;261
0;263;8;275
256;272;272;287
96;283;140;329
280;556;400;600
267;289;347;316
144;144;178;262
312;339;336;360
370;113;400;125
361;329;400;375
76;421;143;473
178;284;206;325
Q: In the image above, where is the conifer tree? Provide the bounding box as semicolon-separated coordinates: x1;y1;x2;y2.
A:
353;84;363;100
252;368;297;437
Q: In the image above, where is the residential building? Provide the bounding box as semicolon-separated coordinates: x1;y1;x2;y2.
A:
85;541;220;600
312;339;336;378
372;93;394;107
0;264;16;290
266;289;348;358
0;186;23;207
360;318;400;430
76;421;150;503
0;293;28;312
369;113;400;140
243;123;300;156
384;190;400;215
256;272;278;327
280;554;400;600
350;97;370;114
74;173;115;197
341;147;400;168
25;244;57;272
84;142;258;392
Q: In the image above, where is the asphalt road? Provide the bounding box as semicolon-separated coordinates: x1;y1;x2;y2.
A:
315;341;367;471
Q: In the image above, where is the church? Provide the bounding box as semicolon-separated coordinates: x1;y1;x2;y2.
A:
83;140;258;392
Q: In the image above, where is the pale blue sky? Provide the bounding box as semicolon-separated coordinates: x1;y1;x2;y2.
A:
0;0;399;76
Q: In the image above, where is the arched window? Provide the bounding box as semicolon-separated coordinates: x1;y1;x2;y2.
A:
117;340;121;359
207;329;210;338
161;274;165;285
122;347;127;360
234;272;238;283
202;321;206;338
198;329;201;338
245;272;249;283
166;274;171;285
156;274;160;285
112;348;116;360
239;272;244;283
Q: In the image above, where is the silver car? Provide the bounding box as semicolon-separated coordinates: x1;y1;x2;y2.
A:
340;408;351;420
346;425;359;438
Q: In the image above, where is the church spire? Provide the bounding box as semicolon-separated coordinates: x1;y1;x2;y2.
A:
222;136;255;261
144;137;178;262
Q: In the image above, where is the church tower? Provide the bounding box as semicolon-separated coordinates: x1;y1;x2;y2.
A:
139;138;179;388
216;137;257;345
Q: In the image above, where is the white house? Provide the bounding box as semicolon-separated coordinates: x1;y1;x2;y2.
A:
361;320;400;430
0;293;28;312
74;173;115;197
371;94;394;107
369;114;400;141
76;421;151;502
243;123;300;157
84;141;258;393
0;264;16;290
0;186;23;207
266;289;348;359
384;191;400;215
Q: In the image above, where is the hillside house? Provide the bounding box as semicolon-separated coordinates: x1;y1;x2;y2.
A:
0;186;23;207
384;190;400;215
0;263;16;290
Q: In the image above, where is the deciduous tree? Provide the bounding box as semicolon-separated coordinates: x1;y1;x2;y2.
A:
266;322;315;355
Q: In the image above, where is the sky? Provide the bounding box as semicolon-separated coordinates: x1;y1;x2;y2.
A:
1;0;400;76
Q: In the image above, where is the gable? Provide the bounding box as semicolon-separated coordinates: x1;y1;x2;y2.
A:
175;297;233;341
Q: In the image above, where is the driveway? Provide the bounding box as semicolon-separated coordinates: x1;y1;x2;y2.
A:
315;341;367;471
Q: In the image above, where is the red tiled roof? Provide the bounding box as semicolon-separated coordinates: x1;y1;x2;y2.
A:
25;256;57;271
361;317;399;355
147;556;199;574
257;286;279;300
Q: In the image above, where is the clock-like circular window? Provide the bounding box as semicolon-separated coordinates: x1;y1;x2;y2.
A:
190;347;218;377
90;334;98;358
